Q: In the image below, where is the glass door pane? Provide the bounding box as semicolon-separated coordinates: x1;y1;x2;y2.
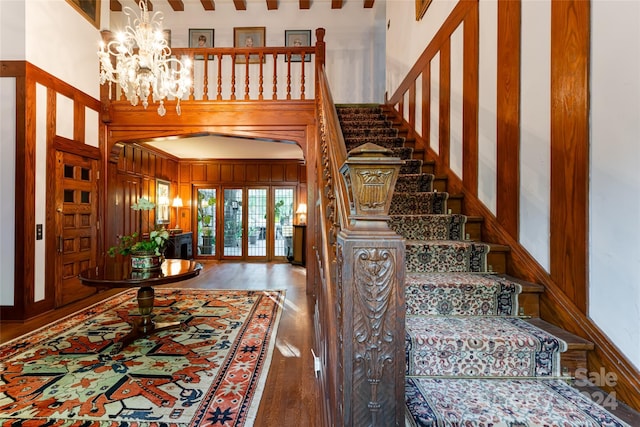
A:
274;188;294;257
223;189;243;257
248;188;267;257
196;188;217;256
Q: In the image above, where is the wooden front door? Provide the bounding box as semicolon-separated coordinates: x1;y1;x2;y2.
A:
54;151;99;307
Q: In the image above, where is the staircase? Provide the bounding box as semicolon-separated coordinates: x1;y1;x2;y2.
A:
336;105;629;427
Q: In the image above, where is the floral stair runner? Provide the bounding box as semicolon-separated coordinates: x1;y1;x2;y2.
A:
336;105;630;427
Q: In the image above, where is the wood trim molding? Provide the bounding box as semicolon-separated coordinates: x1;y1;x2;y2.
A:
496;0;521;238
438;39;451;168
462;2;479;196
550;0;590;313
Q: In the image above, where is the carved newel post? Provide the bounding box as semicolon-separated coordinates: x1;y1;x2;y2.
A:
337;143;405;427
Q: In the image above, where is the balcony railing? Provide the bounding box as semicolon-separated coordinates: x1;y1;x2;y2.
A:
101;28;326;110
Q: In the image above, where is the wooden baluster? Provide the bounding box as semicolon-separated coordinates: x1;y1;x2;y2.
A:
286;53;292;100
300;50;306;100
202;52;209;101
272;53;278;100
217;53;223;100
244;53;250;100
258;53;264;100
184;54;193;101
231;54;236;101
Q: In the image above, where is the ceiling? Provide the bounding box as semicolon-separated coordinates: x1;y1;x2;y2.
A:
143;134;305;160
110;0;375;12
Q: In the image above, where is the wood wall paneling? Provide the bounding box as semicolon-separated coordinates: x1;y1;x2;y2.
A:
246;163;258;182
285;163;299;182
207;164;220;182
550;0;590;313
220;164;233;181
192;164;206;181
462;2;479;196
421;66;430;149
271;164;285;181
180;163;191;182
439;39;451;169
496;0;522;238
260;164;271;181
233;164;246;182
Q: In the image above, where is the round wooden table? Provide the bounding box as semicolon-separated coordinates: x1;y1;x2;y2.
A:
79;259;203;352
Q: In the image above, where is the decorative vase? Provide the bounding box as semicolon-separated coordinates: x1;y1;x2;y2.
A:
130;251;163;271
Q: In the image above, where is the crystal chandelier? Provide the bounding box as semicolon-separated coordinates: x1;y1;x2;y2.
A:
98;0;192;116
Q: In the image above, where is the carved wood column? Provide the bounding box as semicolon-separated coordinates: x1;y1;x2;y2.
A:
337;143;405;427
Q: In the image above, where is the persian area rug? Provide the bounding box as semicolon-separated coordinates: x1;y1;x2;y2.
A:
405;378;630;427
0;288;285;427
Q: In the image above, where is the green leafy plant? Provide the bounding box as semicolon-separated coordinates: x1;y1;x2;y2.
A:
107;197;170;257
107;229;169;257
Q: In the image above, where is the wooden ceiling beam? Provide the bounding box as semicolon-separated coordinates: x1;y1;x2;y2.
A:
200;0;215;10
110;0;122;11
299;0;310;9
167;0;184;11
331;0;343;9
266;0;278;10
233;0;247;10
146;0;153;11
364;0;374;8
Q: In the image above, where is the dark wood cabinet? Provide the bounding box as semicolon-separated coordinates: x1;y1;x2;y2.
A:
166;232;193;260
292;225;306;266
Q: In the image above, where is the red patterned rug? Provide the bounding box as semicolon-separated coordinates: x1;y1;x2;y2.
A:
0;288;285;426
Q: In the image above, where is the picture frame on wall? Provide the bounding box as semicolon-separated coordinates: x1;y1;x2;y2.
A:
189;28;215;60
285;30;312;62
156;179;171;226
234;27;266;64
163;30;172;48
66;0;100;29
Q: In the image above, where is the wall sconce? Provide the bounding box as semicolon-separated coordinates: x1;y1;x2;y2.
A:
296;203;307;225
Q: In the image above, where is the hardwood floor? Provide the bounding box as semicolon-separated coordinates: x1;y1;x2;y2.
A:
0;261;320;427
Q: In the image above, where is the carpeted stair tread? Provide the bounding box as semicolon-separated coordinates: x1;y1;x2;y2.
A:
405;272;521;316
389;214;466;241
338;118;394;128
345;136;406;148
400;159;423;175
336;112;388;121
405;316;567;378
405;240;489;273
405;378;631;427
390;192;448;215
394;174;434;193
342;127;399;138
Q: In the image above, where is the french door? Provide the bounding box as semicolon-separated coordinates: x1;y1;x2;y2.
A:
194;186;294;261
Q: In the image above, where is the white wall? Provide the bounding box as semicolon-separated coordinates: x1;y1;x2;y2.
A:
590;0;640;370
0;78;16;303
386;0;640;368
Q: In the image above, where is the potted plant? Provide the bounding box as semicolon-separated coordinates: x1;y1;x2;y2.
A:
249;226;258;245
198;194;216;255
108;198;170;270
